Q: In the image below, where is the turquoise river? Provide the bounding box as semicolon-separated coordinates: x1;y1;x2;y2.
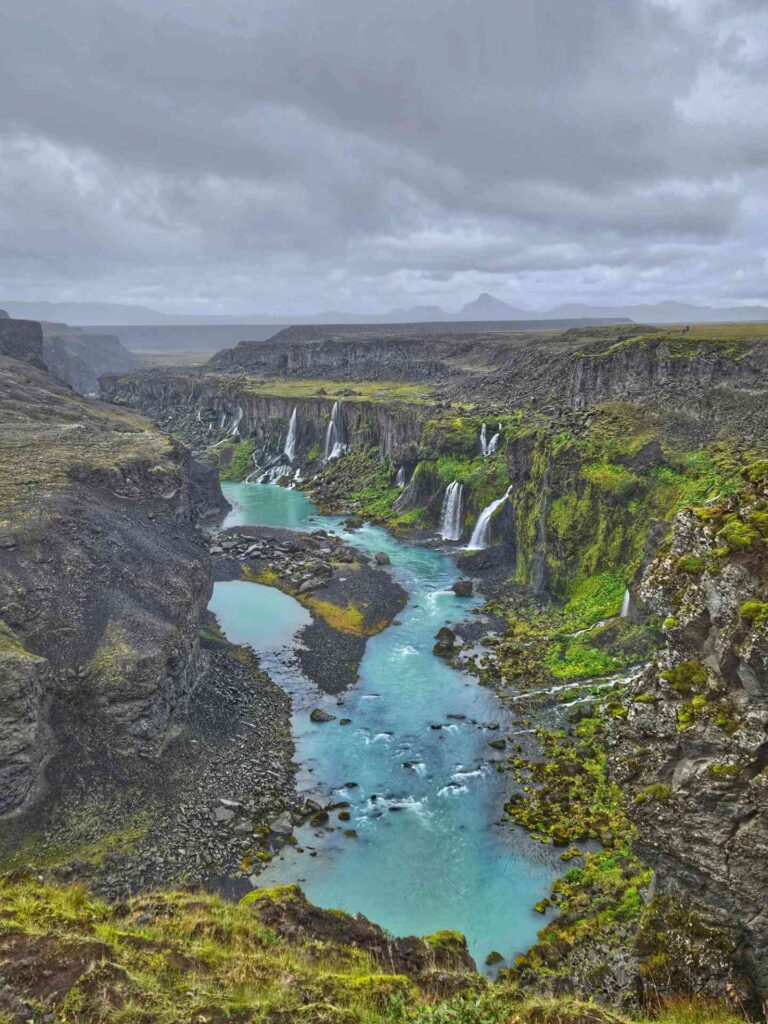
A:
208;481;560;971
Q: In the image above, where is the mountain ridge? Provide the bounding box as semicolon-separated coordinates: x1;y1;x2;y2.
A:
5;294;768;327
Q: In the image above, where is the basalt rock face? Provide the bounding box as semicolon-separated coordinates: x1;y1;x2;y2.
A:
100;371;430;466
567;335;768;424
0;354;223;815
607;467;768;999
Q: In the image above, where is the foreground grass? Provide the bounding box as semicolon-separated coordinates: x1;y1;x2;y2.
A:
0;875;744;1024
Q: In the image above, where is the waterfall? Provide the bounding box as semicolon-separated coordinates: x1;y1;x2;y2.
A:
395;465;406;487
219;411;227;429
480;423;488;456
620;588;631;618
283;407;298;461
228;406;243;437
466;486;512;550
324;401;346;460
487;430;500;455
438;481;464;541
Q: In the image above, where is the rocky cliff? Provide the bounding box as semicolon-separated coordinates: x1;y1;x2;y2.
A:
100;370;432;469
608;462;768;999
0;352;226;815
41;323;139;394
205;323;621;380
0;316;47;370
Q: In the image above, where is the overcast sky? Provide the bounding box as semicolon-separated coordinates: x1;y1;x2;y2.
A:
1;0;767;314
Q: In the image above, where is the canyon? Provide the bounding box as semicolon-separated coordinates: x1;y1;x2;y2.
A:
1;314;767;1022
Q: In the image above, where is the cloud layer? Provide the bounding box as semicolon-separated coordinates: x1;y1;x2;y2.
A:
1;0;767;313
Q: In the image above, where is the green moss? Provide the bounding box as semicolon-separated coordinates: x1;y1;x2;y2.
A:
88;620;135;686
739;599;768;627
563;573;626;624
660;661;708;695
715;517;761;552
707;762;742;779
634;783;673;804
662;616;678;629
0;620;40;660
675;554;704;573
219;438;256;480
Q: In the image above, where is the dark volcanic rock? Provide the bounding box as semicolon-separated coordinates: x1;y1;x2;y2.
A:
452;580;473;597
433;626;456;656
607;473;768;1002
309;708;336;723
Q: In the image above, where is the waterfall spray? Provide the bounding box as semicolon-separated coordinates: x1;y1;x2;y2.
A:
466;486;512;550
324;402;346;460
480;423;488;456
395;465;406;487
438;481;464;541
620;588;631;618
284;407;298;461
228;406;243;437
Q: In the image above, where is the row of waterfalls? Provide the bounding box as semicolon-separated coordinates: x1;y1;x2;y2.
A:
437;480;514;551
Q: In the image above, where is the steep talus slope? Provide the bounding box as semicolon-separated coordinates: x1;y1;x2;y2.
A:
0;352;225;814
608;463;768;995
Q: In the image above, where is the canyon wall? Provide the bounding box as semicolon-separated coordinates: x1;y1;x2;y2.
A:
608;468;768;996
100;371;432;467
0;352;226;814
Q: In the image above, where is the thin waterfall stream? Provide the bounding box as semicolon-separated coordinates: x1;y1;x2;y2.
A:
208;481;560;971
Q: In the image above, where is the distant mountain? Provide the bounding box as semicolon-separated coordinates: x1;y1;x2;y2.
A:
3;294;767;328
456;292;528;320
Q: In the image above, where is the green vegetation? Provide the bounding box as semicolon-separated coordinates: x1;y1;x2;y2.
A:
739;599;768;627
0;874;743;1024
237;376;436;404
219;437;256;480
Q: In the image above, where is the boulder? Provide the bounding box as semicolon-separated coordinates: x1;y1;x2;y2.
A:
310;708;336;723
374;551;391;566
433;625;456;657
452;579;473;597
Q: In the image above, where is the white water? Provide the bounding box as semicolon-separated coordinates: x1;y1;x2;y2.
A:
480;423;487;456
439;481;464;541
620;588;631;618
324;401;346;460
284;407;298;461
228;406;244;437
395;465;406;487
487;424;501;455
466;486;513;550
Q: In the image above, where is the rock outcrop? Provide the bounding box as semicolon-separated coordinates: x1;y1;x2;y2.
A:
0;316;47;370
0;352;226;814
608;462;768;999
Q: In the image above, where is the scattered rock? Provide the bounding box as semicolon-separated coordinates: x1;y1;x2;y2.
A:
374;551;391;566
452;580;473;597
485;951;504;966
433;625;456;656
488;738;507;750
310;708;337;723
270;815;293;836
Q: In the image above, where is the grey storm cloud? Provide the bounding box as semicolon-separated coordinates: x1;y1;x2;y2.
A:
1;0;767;313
